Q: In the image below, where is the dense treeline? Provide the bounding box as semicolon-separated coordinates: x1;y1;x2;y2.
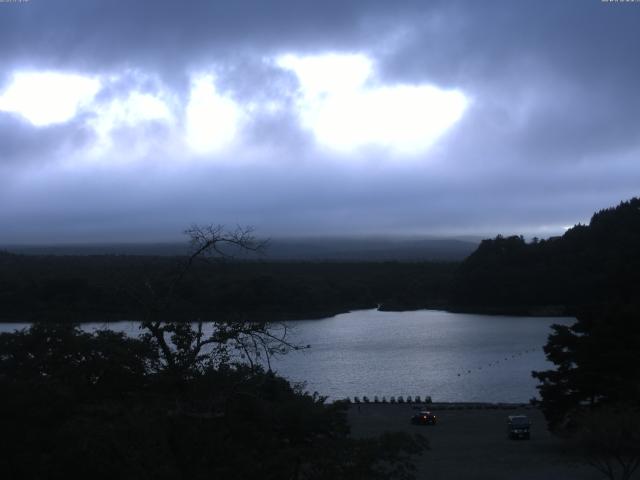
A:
0;254;455;322
532;303;640;428
451;197;640;315
0;324;427;480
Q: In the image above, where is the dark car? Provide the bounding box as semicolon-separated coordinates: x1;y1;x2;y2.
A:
411;411;437;425
507;415;531;439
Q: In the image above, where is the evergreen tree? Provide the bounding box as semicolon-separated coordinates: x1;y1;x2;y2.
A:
532;305;640;430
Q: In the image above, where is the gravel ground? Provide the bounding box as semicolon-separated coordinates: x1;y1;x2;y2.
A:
348;404;603;480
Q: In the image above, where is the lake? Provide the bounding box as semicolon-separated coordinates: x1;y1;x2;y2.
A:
0;309;573;403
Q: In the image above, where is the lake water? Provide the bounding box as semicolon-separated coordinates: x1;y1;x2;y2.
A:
0;309;573;403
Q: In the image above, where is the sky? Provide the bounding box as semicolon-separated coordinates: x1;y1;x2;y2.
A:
1;0;639;244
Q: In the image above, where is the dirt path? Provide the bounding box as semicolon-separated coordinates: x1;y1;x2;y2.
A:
348;404;602;480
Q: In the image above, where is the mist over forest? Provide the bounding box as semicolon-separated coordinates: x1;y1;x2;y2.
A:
2;197;639;322
2;236;479;261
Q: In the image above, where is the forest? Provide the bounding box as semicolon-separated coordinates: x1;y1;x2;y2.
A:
451;197;640;315
0;254;455;323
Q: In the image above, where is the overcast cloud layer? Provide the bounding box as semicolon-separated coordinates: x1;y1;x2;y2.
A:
1;0;639;243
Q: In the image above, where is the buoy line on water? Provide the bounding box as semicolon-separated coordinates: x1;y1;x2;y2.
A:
454;347;541;377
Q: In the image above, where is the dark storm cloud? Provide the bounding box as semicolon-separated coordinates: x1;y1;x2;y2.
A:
375;1;640;164
376;0;640;87
0;0;397;75
3;0;638;89
1;0;640;243
0;113;93;165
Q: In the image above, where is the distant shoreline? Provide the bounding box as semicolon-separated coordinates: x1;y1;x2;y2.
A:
379;303;570;318
0;304;575;324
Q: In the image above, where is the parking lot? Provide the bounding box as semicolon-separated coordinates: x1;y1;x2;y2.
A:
348;404;602;480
